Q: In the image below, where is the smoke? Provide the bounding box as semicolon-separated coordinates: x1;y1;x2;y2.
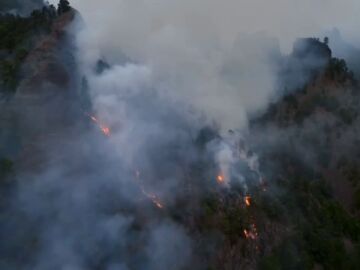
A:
63;0;360;130
0;110;197;270
324;28;360;77
63;3;360;268
77;29;279;130
146;222;193;270
60;2;359;266
64;0;360;49
1;1;359;269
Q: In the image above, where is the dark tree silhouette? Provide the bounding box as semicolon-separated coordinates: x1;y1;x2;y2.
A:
57;0;71;15
324;36;329;45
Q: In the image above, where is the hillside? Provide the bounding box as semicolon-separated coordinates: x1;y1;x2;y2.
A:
0;3;360;270
249;38;360;269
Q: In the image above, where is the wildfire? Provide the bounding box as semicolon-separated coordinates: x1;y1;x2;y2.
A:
245;195;251;207
217;174;225;184
243;224;258;240
134;170;164;209
147;193;164;209
141;186;164;209
243;229;251;239
88;114;111;136
101;127;111;136
86;113;162;208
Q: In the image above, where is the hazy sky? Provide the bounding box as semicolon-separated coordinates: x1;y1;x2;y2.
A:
56;0;359;130
40;0;360;131
51;0;360;50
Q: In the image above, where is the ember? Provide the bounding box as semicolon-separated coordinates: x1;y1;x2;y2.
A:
134;170;164;209
245;195;251;207
101;126;111;136
217;174;225;184
87;114;111;136
243;224;258;240
143;188;164;209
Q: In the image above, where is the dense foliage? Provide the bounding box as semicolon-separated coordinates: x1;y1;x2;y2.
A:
250;41;360;269
0;2;71;93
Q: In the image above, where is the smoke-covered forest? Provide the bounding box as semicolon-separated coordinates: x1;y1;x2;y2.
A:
0;1;360;269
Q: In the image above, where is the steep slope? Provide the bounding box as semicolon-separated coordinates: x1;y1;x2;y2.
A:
0;7;80;170
248;38;360;269
16;9;77;97
253;38;359;211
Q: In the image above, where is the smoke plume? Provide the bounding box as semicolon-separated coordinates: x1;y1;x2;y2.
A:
62;0;360;130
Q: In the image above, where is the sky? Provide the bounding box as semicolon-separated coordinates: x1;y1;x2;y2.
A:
50;0;360;50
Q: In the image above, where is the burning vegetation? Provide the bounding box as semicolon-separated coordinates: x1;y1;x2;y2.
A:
134;170;164;209
86;113;111;136
216;174;225;184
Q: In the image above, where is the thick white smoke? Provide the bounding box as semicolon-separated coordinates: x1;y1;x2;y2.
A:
65;0;360;209
65;0;360;49
63;0;360;130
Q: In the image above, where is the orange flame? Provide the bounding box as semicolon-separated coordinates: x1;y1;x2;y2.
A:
245;195;251;207
134;170;164;209
101;126;111;136
144;189;164;209
89;115;111;136
147;192;164;209
244;228;257;240
152;197;164;209
217;174;225;184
